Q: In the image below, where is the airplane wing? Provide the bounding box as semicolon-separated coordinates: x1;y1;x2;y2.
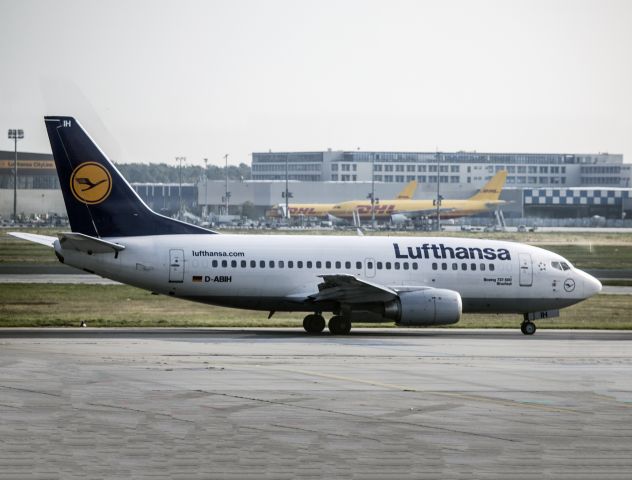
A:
309;274;399;303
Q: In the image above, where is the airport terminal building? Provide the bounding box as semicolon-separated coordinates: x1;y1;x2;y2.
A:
2;149;631;221
252;150;630;188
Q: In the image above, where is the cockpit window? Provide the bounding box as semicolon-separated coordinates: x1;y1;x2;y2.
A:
552;261;571;271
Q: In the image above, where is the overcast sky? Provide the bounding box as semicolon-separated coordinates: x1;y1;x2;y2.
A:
1;0;631;167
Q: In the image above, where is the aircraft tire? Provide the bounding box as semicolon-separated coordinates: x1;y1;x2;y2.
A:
522;321;536;336
328;316;351;335
303;314;325;334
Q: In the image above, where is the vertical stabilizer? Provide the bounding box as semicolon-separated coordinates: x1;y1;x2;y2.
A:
396;180;418;199
469;171;507;201
44;116;213;237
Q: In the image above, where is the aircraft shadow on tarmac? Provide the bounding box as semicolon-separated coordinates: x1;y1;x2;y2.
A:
0;328;629;341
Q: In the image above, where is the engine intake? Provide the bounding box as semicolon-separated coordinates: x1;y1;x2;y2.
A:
385;289;462;326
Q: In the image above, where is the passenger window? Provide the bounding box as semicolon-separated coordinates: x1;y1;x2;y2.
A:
250;260;256;268
212;260;218;268
356;261;362;269
480;263;485;271
461;263;467;271
326;261;331;269
403;263;409;270
386;262;392;270
412;263;418;270
279;260;284;268
452;263;458;271
307;261;313;268
394;262;400;270
345;261;351;269
441;263;447;270
241;260;246;268
297;261;303;268
471;263;476;271
222;260;228;268
316;261;322;268
489;264;495;271
367;261;374;269
288;261;294;268
269;260;275;268
432;262;438;270
377;262;383;269
231;260;237;268
259;260;265;268
335;261;341;269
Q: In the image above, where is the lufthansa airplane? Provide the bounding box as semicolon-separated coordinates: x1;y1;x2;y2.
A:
11;117;602;335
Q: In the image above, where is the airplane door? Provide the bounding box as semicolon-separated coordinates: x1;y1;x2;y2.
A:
365;258;376;278
169;249;185;283
519;253;533;287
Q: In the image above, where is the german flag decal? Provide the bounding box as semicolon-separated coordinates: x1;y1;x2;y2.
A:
192;276;203;283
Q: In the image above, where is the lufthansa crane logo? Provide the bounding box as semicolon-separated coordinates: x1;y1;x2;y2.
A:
70;162;112;204
564;278;576;292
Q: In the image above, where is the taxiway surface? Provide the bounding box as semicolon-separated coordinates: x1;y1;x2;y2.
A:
1;328;631;479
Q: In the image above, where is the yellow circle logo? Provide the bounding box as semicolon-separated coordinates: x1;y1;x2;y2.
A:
70;162;112;204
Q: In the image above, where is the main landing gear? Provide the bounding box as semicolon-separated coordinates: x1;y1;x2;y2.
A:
303;314;326;334
521;320;536;335
303;314;352;335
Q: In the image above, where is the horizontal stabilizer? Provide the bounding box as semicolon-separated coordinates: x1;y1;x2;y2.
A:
58;232;125;254
8;232;56;247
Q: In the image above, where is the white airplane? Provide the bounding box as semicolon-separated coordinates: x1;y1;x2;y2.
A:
11;117;602;336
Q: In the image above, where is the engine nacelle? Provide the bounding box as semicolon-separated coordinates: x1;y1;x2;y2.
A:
385;289;462;326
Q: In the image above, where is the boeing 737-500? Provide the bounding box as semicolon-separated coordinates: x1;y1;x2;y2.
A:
11;117;602;335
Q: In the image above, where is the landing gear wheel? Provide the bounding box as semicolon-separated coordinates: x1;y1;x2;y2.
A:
521;321;536;335
303;314;325;334
328;316;351;335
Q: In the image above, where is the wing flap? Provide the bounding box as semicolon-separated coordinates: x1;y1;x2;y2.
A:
310;274;398;304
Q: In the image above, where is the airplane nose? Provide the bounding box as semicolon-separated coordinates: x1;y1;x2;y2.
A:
583;273;602;298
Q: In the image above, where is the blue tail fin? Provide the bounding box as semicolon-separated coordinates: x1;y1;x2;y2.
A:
44;116;213;237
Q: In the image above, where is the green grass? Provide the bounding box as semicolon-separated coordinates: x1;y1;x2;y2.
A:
1;283;630;329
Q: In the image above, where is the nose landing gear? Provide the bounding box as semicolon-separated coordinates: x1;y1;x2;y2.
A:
521;320;536;335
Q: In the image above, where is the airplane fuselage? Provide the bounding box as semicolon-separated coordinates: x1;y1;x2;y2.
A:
57;234;599;316
329;199;506;220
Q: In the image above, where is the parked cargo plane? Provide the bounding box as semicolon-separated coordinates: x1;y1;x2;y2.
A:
329;170;508;222
268;180;418;219
11;117;601;335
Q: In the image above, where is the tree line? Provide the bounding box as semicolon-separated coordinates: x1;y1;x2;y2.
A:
115;162;251;183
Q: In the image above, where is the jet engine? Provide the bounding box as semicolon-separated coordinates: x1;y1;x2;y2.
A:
384;289;462;326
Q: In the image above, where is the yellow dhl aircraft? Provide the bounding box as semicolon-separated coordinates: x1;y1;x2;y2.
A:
267;180;418;219
328;170;508;221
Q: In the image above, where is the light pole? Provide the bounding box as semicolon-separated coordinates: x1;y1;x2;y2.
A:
435;151;442;231
223;154;230;216
203;158;208;219
8;129;24;222
176;156;186;217
282;154;292;219
368;155;376;228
